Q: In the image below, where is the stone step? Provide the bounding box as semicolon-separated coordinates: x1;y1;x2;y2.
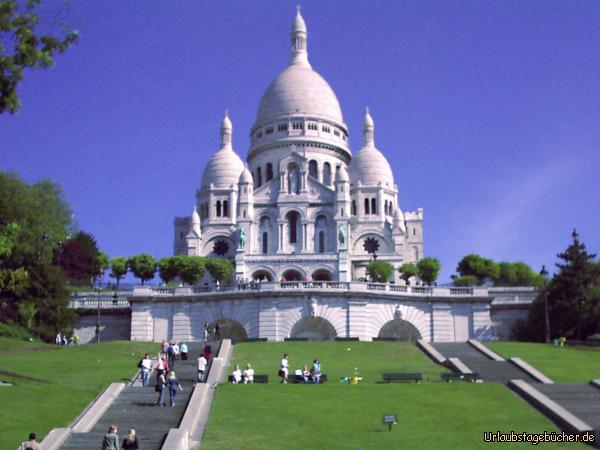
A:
535;384;600;430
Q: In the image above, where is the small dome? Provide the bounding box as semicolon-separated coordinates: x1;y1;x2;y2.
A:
201;115;245;190
393;207;406;233
335;166;349;182
349;109;394;188
255;64;344;127
292;6;306;33
239;166;253;184
191;206;200;224
349;146;394;188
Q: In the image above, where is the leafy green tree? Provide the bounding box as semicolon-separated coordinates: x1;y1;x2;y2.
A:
494;261;540;287
367;260;394;283
17;300;36;329
205;257;234;283
398;263;418;285
178;256;205;285
109;256;127;289
1;0;79;113
158;256;182;284
127;253;157;286
456;254;499;285
452;275;478;287
417;257;441;285
0;222;28;294
97;251;109;279
53;232;102;286
0;172;74;337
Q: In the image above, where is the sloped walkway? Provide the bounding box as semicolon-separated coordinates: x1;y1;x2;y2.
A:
59;342;219;450
535;383;600;432
432;342;538;383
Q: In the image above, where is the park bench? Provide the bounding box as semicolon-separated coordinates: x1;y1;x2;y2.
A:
286;373;328;384
284;337;309;341
228;374;269;383
382;372;423;383
440;372;480;383
334;337;359;341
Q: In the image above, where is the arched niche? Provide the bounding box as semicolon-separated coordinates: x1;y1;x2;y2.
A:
209;319;248;344
377;319;422;342
290;317;337;341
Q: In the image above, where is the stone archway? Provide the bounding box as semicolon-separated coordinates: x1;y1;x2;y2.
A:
282;269;303;281
252;270;273;282
290;317;337;340
377;319;422;342
209;319;248;344
312;269;333;281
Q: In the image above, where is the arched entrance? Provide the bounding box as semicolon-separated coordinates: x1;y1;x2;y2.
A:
282;269;303;281
290;317;337;340
252;270;273;282
377;319;422;342
312;269;333;281
209;319;248;344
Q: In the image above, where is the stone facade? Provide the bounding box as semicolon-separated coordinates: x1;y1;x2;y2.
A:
173;9;423;285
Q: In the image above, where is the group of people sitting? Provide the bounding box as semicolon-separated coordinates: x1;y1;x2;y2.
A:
279;354;322;384
231;363;254;383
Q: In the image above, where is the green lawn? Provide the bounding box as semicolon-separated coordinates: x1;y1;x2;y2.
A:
0;339;157;449
230;341;445;383
203;342;581;449
487;341;600;383
0;337;54;353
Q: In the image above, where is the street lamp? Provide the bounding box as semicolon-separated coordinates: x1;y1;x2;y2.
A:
95;275;103;344
540;265;551;344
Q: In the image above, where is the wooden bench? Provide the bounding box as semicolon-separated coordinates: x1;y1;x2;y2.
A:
441;372;480;383
286;373;328;384
382;373;423;383
227;374;269;383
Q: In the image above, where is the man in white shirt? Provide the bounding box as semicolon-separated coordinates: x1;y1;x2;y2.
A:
197;354;207;382
243;364;254;384
140;353;153;387
279;353;289;384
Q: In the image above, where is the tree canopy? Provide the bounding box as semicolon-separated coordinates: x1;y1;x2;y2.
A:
1;0;79;113
398;263;418;284
417;257;441;285
205;257;234;283
367;260;394;283
109;256;127;289
127;253;156;286
178;256;205;285
53;231;103;286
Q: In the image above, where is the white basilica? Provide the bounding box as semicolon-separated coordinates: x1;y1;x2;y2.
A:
173;9;423;284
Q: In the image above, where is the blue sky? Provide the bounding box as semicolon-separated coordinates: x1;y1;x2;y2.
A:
1;1;599;283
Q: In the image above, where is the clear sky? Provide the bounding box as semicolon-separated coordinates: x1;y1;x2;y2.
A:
1;1;599;283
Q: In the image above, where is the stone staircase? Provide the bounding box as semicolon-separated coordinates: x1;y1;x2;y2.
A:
59;341;219;450
432;342;538;383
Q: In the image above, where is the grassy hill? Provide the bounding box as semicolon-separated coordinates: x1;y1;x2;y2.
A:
0;339;157;449
487;341;600;383
202;341;582;449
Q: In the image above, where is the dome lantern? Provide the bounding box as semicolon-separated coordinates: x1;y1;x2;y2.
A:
291;6;309;66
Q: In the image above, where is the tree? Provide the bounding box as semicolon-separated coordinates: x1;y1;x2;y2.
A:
494;261;540;287
1;0;79;113
53;231;102;286
178;256;205;286
205;257;234;283
366;260;394;283
97;251;109;280
16;300;35;329
398;263;418;285
452;275;478;287
456;254;499;285
516;230;600;341
127;253;157;286
158;256;182;285
417;257;441;285
0;172;74;338
109;256;127;289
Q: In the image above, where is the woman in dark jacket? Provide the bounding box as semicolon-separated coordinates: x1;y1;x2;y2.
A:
122;428;139;450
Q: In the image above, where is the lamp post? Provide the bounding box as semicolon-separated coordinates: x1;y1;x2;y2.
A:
95;275;103;344
540;265;551;344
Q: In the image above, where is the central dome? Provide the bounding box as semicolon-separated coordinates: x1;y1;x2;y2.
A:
253;8;344;130
255;64;344;127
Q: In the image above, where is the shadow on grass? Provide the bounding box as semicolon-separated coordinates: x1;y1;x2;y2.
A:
0;369;51;383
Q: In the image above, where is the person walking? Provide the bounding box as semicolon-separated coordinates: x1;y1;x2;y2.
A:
154;354;168;382
140;353;152;387
121;429;139;450
197;354;207;382
279;353;289;384
20;432;41;450
102;425;120;450
156;372;167;407
180;342;188;360
203;322;209;343
167;371;183;406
